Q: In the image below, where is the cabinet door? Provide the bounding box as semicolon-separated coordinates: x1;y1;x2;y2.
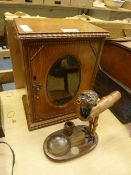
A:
27;41;99;124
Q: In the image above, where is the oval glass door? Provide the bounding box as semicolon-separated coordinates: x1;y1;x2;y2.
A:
46;55;80;106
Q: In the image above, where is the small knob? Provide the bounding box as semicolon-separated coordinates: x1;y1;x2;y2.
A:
33;78;42;99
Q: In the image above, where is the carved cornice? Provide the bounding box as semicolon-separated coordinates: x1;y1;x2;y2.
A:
17;32;109;40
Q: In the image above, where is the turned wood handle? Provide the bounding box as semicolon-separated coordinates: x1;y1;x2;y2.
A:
90;91;121;117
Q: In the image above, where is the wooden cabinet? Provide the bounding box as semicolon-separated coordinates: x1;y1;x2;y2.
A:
100;41;131;90
13;18;108;130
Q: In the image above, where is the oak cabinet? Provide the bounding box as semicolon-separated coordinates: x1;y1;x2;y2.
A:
13;18;108;130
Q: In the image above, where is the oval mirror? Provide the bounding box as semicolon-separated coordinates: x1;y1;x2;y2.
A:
46;55;80;106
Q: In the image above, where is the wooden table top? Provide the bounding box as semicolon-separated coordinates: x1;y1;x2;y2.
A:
14;18;108;35
0;89;131;175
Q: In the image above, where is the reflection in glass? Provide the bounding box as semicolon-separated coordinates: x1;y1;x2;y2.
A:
47;55;80;106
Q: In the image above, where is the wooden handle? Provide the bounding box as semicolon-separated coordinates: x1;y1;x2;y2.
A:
90;91;121;117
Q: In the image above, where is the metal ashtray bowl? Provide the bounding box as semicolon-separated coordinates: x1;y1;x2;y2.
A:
47;134;71;157
104;0;125;8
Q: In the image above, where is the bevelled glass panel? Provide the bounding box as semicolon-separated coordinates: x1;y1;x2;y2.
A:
46;55;80;106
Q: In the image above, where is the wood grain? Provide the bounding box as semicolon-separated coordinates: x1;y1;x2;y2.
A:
100;41;131;89
44;125;98;161
13;18;108;130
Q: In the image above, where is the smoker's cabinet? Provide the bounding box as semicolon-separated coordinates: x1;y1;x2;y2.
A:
14;18;108;130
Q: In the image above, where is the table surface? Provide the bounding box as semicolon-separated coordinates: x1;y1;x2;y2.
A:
0;89;131;175
118;41;131;49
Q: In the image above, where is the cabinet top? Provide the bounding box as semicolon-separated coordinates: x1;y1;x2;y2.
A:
14;18;109;40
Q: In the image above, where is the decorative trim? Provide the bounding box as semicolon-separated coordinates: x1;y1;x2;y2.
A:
22;95;77;130
17;32;109;40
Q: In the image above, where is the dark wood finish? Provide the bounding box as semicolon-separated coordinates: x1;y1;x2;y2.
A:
44;125;98;161
14;18;108;130
100;41;131;89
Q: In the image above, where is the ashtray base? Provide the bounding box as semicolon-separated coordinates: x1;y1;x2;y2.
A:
43;125;98;161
